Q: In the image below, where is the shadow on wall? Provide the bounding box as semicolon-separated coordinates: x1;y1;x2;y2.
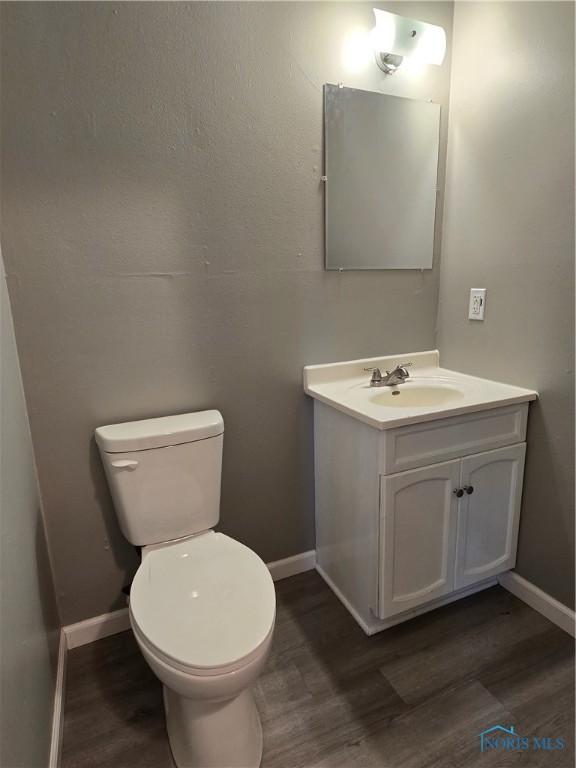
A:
518;401;575;608
89;436;140;609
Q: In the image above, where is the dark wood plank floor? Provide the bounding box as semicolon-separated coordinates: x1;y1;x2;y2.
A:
62;572;574;768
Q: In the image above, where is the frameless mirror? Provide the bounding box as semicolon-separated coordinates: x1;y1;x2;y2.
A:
324;84;440;270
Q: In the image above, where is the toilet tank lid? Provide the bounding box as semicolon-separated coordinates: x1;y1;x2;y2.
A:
95;410;224;453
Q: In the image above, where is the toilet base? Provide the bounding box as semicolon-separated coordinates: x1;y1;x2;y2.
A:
163;686;263;768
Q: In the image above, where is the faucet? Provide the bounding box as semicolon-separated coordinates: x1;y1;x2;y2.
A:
365;362;412;387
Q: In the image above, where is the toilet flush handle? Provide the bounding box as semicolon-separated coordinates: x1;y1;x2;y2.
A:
110;459;139;471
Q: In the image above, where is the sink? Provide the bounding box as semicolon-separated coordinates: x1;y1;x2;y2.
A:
369;382;465;408
303;350;538;430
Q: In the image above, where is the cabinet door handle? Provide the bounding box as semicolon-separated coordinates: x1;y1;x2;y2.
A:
453;488;464;498
463;485;474;495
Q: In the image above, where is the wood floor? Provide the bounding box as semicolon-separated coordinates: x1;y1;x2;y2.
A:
62;572;574;768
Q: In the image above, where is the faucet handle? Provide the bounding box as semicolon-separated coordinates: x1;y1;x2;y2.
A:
364;367;383;384
390;362;412;379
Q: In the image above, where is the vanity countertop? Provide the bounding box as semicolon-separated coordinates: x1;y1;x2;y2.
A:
303;350;538;430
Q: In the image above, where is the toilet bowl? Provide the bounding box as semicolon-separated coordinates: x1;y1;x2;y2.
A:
95;411;275;768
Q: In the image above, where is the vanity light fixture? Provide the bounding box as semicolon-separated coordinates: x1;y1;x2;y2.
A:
370;9;446;75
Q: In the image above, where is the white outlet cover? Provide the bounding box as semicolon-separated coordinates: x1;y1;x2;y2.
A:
468;288;486;320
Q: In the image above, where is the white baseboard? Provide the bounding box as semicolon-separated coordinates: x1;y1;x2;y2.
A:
499;572;575;638
64;607;130;650
49;630;67;768
267;550;316;582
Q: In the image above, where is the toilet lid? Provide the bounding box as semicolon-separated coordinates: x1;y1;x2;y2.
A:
129;532;276;672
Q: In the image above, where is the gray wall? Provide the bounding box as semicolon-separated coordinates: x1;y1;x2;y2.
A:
0;2;454;624
0;249;61;768
437;2;574;608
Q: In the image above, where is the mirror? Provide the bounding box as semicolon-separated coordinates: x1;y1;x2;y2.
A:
324;84;440;270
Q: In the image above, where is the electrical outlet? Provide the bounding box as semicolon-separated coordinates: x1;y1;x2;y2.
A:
468;288;486;320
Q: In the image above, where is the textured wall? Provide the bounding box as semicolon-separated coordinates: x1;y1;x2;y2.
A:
0;250;61;768
437;2;574;608
0;2;453;623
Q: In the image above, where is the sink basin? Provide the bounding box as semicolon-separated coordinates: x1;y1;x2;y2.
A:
369;383;465;408
303;350;538;430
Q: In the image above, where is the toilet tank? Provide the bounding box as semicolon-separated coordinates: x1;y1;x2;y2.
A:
95;411;224;546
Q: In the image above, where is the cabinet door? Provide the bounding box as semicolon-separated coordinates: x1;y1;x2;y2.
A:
454;443;526;590
378;459;460;619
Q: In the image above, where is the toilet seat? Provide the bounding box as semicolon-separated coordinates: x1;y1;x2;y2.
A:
129;531;276;676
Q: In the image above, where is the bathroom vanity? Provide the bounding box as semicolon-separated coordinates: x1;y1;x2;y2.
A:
304;351;538;635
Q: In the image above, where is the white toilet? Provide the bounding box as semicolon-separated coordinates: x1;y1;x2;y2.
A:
95;410;275;768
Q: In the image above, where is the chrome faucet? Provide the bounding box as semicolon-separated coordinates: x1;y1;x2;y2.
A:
365;362;412;387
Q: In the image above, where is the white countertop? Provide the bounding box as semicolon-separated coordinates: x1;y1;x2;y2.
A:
303;350;538;430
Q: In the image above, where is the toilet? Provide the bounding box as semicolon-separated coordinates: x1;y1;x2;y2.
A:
95;410;275;768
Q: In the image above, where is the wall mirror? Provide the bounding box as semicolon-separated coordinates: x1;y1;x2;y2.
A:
324;84;440;270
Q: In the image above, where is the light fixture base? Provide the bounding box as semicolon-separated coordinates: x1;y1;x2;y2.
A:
375;52;404;75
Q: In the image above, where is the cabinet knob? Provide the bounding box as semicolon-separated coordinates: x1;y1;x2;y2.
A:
464;485;474;495
453;488;464;498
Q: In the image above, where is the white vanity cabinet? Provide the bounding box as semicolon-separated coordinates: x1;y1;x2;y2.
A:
379;443;525;619
306;350;537;635
313;399;531;635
